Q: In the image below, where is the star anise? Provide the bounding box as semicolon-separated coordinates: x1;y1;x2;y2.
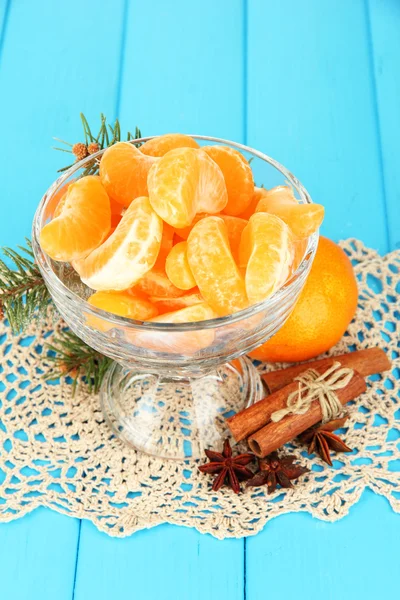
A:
246;452;309;494
198;439;254;494
299;416;352;466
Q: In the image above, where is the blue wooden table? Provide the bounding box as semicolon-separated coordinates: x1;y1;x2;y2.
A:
0;1;399;598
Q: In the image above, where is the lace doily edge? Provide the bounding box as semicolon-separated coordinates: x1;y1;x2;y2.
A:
1;482;399;540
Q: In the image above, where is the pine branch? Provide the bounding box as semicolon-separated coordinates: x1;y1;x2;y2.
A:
45;328;112;395
54;113;143;175
1;112;144;392
0;239;51;334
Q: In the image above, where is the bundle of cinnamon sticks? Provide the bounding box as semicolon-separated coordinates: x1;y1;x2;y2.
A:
227;348;391;457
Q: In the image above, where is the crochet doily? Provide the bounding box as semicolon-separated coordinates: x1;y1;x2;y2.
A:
0;239;399;539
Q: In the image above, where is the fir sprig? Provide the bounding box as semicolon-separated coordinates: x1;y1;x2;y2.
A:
0;239;51;334
54;112;142;175
45;328;112;395
0;112;142;394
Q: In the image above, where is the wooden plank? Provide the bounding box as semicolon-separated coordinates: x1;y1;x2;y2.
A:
367;0;400;251
75;523;244;600
246;0;389;252
0;0;125;247
74;2;246;600
246;491;400;599
246;1;400;595
118;0;245;141
0;1;124;598
0;508;80;600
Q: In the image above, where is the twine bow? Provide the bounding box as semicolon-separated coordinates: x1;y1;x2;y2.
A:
270;361;354;423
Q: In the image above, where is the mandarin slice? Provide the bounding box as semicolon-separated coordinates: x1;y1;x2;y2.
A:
176;213;247;262
103;213;123;242
87;290;158;332
150;302;215;324
291;238;308;275
134;303;217;354
174;214;246;258
99;142;157;208
165;241;196;290
40;176;111;262
255;185;324;239
174;213;208;240
53;192;67;219
187;216;248;316
238;186;269;220
45;180;75;221
149;291;203;314
110;213;122;228
133;266;186;298
219;215;247;263
140;133;200;157
109;195;125;216
202;145;254;216
239;212;294;303
77;196;162;291
148;147;228;228
172;232;186;245
154;222;175;268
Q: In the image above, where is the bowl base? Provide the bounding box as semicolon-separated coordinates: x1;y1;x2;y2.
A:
100;357;264;460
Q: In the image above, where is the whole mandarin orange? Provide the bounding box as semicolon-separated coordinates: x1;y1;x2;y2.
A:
249;236;358;363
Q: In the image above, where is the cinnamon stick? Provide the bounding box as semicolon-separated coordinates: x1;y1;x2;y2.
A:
227;379;307;442
262;348;390;393
248;369;366;457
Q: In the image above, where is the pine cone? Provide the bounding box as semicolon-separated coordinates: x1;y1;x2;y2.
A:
72;142;89;161
88;142;100;155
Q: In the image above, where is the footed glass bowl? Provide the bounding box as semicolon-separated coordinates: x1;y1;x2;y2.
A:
32;135;318;460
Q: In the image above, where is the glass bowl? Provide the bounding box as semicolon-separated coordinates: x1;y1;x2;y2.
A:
32;135;318;460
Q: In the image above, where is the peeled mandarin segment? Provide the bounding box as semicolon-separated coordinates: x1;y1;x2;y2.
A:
99;142;157;208
135;303;217;354
187;216;248;316
78;196;162;291
258;185;296;203
109;195;125;216
149;291;203;314
40;175;111;262
291;239;308;275
239;213;294;303
238;186;269;220
104;211;122;242
140;133;200;157
255;185;324;239
202;145;254;216
174;213;209;240
154;222;175;268
87;290;158;332
165;241;196;290
132;266;186;298
45;180;75;220
53;192;67;218
148;147;228;228
111;213;122;228
173;213;245;253
172;232;186;245
218;215;247;263
150;302;216;324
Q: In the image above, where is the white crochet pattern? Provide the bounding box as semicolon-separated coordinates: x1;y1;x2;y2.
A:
0;239;399;539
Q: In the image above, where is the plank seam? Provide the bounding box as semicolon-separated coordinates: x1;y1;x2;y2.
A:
243;536;247;600
242;0;248;145
71;520;82;600
114;0;130;119
0;0;12;66
364;0;392;251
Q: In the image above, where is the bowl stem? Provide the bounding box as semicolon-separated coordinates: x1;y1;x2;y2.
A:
100;356;264;460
